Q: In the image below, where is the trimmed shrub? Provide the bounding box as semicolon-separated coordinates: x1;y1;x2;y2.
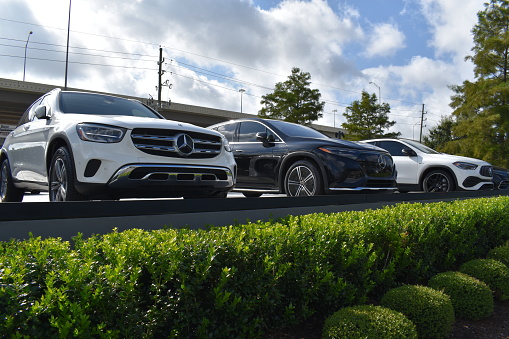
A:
487;246;509;267
428;271;493;320
380;285;454;339
322;305;417;339
459;259;509;301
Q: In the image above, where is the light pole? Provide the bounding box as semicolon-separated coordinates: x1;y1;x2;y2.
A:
64;0;71;90
369;81;381;104
412;122;420;140
332;109;337;128
23;31;33;81
239;88;245;113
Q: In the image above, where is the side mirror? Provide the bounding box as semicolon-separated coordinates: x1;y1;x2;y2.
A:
255;132;267;141
256;132;274;147
402;148;417;157
35;106;48;119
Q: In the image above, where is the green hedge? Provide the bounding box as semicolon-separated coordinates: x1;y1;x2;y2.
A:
428;271;493;320
1;196;509;338
380;285;455;339
322;305;417;339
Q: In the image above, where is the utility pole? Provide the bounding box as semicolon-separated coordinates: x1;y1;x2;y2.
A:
419;104;426;143
157;47;165;109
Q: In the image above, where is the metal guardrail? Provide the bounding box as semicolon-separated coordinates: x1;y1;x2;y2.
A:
1;190;508;242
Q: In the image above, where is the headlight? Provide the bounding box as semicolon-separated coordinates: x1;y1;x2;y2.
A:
453;161;478;170
76;123;126;143
318;147;360;159
221;135;232;152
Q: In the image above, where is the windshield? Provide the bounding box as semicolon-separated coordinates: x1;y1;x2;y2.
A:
404;139;441;154
270;120;329;139
59;92;162;119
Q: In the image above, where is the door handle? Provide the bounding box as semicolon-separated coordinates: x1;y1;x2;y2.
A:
235;149;243;152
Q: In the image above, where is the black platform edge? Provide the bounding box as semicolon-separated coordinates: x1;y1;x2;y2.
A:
1;189;508;222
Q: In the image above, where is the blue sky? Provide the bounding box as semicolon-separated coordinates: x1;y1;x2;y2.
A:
0;0;486;139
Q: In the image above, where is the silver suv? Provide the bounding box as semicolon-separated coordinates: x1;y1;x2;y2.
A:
0;89;236;201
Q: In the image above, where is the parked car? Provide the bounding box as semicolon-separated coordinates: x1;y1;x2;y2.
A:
0;89;236;202
362;138;493;192
493;167;509;190
208;118;397;197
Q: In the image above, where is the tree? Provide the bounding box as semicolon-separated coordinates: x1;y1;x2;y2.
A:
422;116;457;151
341;91;400;140
259;67;325;125
446;0;509;167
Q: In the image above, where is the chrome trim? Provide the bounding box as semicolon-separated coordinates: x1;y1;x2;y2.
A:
109;164;234;187
329;187;398;191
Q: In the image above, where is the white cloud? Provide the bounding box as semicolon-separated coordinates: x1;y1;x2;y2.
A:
364;23;406;58
419;0;481;62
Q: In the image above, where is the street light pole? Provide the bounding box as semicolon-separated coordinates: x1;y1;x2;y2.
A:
23;31;33;81
64;0;71;90
369;81;381;104
332;109;337;128
239;88;245;113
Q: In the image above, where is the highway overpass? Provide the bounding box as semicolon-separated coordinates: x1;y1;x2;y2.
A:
0;77;344;144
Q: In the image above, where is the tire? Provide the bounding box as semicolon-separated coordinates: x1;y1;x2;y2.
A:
242;192;263;198
422;170;455;192
208;191;228;198
49;147;86;201
284;160;324;197
0;158;24;202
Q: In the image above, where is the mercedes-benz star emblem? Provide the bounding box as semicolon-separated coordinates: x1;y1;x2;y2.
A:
377;154;388;170
174;133;194;156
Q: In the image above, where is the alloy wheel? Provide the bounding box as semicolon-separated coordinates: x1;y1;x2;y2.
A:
50;157;68;201
286;165;317;196
424;172;451;192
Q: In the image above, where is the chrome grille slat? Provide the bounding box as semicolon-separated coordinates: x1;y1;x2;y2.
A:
130;128;222;158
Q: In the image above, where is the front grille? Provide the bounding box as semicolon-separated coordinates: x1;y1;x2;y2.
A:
357;153;394;177
131;128;222;158
480;165;493;177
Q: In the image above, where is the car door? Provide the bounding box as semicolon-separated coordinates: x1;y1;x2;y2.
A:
376;140;420;185
7;95;51;184
233;121;281;188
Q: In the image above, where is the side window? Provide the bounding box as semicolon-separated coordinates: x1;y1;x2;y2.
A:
378;141;406;156
17;97;43;126
238;121;266;142
216;123;237;142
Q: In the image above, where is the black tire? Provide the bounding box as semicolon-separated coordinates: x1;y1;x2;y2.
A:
208;191;228;198
284;160;324;197
0;158;24;202
422;170;455;192
242;192;263;198
49;147;86;201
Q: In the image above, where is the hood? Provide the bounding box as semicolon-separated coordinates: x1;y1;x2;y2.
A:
59;114;221;136
425;153;491;166
288;136;390;153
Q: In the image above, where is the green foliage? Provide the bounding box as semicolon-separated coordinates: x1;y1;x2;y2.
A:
342;90;400;141
2;197;509;337
487;245;509;267
380;285;455;339
446;0;509;167
422;116;457;151
459;258;509;300
428;271;494;320
258;67;325;124
322;305;417;339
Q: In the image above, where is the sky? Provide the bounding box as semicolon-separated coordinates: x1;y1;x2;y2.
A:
0;0;486;139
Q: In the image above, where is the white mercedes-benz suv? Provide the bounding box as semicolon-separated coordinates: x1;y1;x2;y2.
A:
0;89;236;201
362;138;493;192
